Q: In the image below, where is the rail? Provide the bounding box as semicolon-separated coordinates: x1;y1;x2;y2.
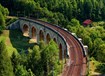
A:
19;17;87;76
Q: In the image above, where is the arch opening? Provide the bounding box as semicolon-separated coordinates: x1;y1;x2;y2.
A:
59;44;62;60
53;38;57;43
39;30;44;41
30;27;37;42
31;27;36;39
46;33;51;44
23;24;29;37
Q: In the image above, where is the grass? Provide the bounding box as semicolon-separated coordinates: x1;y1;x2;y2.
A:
0;30;35;57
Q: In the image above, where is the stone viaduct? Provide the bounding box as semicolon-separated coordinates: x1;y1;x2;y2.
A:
20;18;67;60
7;17;88;76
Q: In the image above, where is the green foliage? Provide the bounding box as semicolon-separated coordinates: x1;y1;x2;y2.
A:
1;0;105;74
0;4;9;17
32;45;41;61
39;40;46;51
41;40;60;75
27;69;35;76
0;25;3;34
2;0;105;26
68;19;105;65
11;52;35;76
15;65;28;76
96;44;105;62
27;45;41;74
11;52;21;72
0;11;5;28
0;4;9;29
11;40;60;76
42;40;59;66
67;18;81;33
70;18;80;27
0;40;14;76
83;36;93;52
96;63;105;73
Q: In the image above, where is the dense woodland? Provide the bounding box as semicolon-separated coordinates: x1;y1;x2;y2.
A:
0;0;105;76
1;0;105;25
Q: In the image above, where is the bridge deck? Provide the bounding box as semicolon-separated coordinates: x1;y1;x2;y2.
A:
34;20;87;76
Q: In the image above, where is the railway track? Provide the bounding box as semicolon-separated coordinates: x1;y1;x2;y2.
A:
34;19;87;76
19;17;87;76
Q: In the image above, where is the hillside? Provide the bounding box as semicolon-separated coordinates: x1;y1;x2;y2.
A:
0;0;105;76
0;30;35;57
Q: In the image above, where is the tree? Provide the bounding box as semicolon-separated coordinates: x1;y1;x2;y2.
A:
93;38;104;58
89;29;100;42
11;52;21;73
32;45;41;63
70;18;80;27
27;69;35;76
83;36;93;54
39;40;46;51
101;6;105;19
15;64;28;76
27;45;41;75
84;0;93;19
97;44;105;62
41;40;60;75
67;3;73;20
0;4;9;17
72;0;78;18
0;40;14;76
0;11;5;28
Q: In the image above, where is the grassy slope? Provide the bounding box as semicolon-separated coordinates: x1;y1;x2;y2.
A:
0;30;16;57
0;30;35;57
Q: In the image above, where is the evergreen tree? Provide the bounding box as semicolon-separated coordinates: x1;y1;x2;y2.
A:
15;64;28;76
84;0;93;19
97;44;105;62
11;52;21;73
0;40;14;76
41;40;59;75
27;45;41;75
0;11;5;28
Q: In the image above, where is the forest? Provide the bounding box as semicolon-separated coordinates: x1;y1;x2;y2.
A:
0;0;105;76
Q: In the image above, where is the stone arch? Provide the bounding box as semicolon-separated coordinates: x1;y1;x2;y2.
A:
31;26;36;39
46;33;51;44
53;38;57;43
64;49;67;63
64;50;67;58
39;30;44;41
23;24;29;36
59;43;62;60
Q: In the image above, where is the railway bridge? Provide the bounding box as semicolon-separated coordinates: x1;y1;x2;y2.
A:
8;17;88;76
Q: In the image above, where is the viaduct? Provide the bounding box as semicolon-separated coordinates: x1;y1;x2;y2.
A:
7;17;88;76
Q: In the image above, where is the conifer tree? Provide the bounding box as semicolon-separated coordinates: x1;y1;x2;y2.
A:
0;40;14;76
0;11;5;28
